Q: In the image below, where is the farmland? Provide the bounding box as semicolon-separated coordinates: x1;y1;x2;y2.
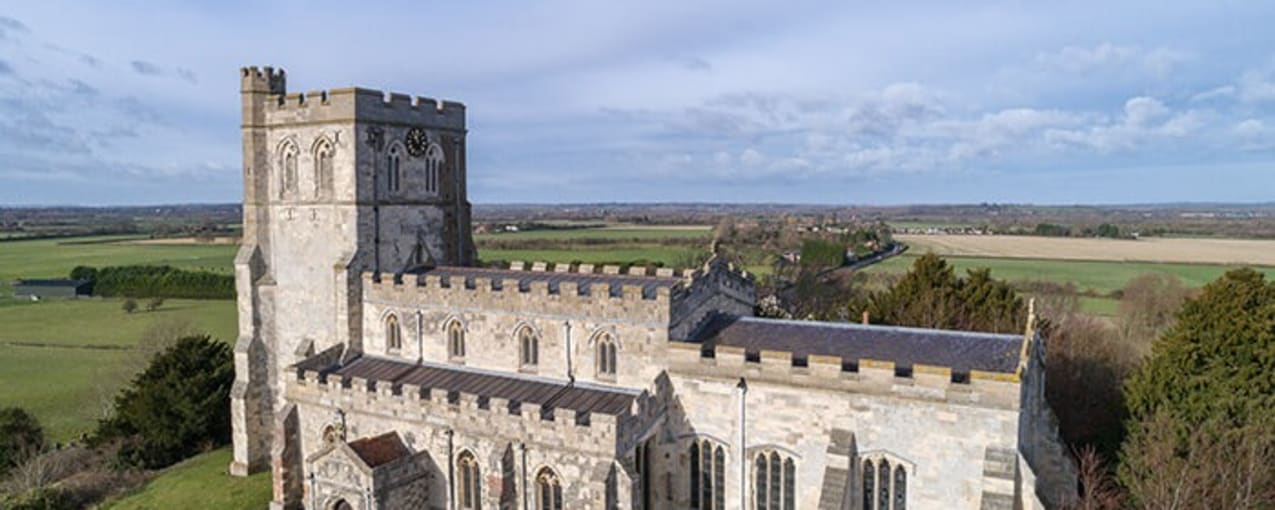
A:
896;234;1275;266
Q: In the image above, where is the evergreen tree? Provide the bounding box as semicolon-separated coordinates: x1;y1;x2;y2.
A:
95;335;233;469
1119;268;1275;506
0;407;44;475
866;254;1024;333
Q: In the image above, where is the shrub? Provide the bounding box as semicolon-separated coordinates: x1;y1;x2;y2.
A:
121;298;137;314
95;336;233;469
0;407;44;475
146;297;165;312
799;239;846;269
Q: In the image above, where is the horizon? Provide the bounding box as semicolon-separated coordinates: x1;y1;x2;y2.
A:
2;2;1275;206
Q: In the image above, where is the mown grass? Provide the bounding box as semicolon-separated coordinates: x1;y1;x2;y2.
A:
0;298;238;441
866;253;1275;294
103;448;272;510
0;344;131;441
0;298;237;347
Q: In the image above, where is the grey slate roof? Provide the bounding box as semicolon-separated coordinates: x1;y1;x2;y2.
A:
413;266;682;298
689;315;1022;375
309;355;640;417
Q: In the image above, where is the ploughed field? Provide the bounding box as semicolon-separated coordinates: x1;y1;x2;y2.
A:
896;234;1275;266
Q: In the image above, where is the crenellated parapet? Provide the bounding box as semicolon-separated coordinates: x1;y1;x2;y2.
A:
288;366;656;455
255;85;464;131
666;341;1023;410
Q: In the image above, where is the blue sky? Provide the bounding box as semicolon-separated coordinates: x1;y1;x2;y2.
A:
1;1;1273;206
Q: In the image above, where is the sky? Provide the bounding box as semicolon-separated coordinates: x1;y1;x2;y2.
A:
1;1;1273;206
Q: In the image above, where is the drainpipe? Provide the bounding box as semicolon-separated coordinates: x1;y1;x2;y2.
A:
563;321;574;382
308;472;316;510
520;442;529;510
447;429;455;510
737;378;748;510
416;310;424;364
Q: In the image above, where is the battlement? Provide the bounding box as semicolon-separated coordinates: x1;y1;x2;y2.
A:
241;66;286;94
289;365;658;453
261;86;465;130
667;341;1023;409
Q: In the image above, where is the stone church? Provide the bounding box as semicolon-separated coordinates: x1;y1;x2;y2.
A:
230;66;1076;510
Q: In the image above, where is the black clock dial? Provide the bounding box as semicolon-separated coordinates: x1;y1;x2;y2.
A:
405;127;428;157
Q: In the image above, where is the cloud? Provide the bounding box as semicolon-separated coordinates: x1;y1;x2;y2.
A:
130;60;163;76
175;67;198;84
667;55;711;71
0;15;27;40
1033;43;1190;78
0;58;13;76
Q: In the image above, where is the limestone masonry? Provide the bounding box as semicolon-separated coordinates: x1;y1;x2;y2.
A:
231;66;1077;510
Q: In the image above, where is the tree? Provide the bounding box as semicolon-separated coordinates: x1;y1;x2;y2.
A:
0;407;44;475
145;297;165;312
1119;268;1275;507
1116;273;1188;357
121;298;137;314
865;254;1025;333
95;335;233;469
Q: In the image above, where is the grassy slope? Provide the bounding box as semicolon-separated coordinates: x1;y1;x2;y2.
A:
103;448;272;510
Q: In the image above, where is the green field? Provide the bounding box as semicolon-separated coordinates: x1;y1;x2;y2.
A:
0;235;236;295
476;226;710;242
0;298;237;347
479;245;700;267
0;298;237;441
103;448;271;510
866;254;1275;295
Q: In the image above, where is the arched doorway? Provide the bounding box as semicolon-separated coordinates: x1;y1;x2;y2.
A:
330;499;354;510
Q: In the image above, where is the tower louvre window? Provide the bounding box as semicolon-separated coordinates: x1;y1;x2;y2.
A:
314;139;334;198
387;146;402;193
425;143;444;194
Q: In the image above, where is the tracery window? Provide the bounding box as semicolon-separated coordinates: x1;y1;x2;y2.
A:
753;451;795;510
385;313;402;350
280;142;298;198
596;332;617;378
425;143;444;194
689;438;725;510
387;146;402;193
315;139;334;198
861;457;907;510
536;467;563;510
518;324;539;368
457;450;481;510
447;319;466;360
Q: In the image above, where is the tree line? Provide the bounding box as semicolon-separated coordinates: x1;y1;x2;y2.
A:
70;265;234;300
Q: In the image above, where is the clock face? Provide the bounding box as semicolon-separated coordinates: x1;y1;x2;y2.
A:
405;127;428;157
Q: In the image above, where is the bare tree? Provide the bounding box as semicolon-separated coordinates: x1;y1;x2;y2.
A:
1116;274;1188;357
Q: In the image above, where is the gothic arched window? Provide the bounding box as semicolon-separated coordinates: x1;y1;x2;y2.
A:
596;333;617;378
425;143;444;194
689;438;725;509
861;455;908;510
447;319;466;360
387;145;402;194
457;450;481;510
518;325;539;368
536;467;563;510
279;142;299;199
753;451;795;510
314;139;334;199
385;313;402;350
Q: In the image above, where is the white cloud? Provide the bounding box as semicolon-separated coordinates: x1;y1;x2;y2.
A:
1033;43;1190;78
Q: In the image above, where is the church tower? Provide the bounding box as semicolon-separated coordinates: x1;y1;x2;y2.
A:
230;66;474;476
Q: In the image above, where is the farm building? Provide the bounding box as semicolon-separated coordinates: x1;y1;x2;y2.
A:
13;278;92;299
